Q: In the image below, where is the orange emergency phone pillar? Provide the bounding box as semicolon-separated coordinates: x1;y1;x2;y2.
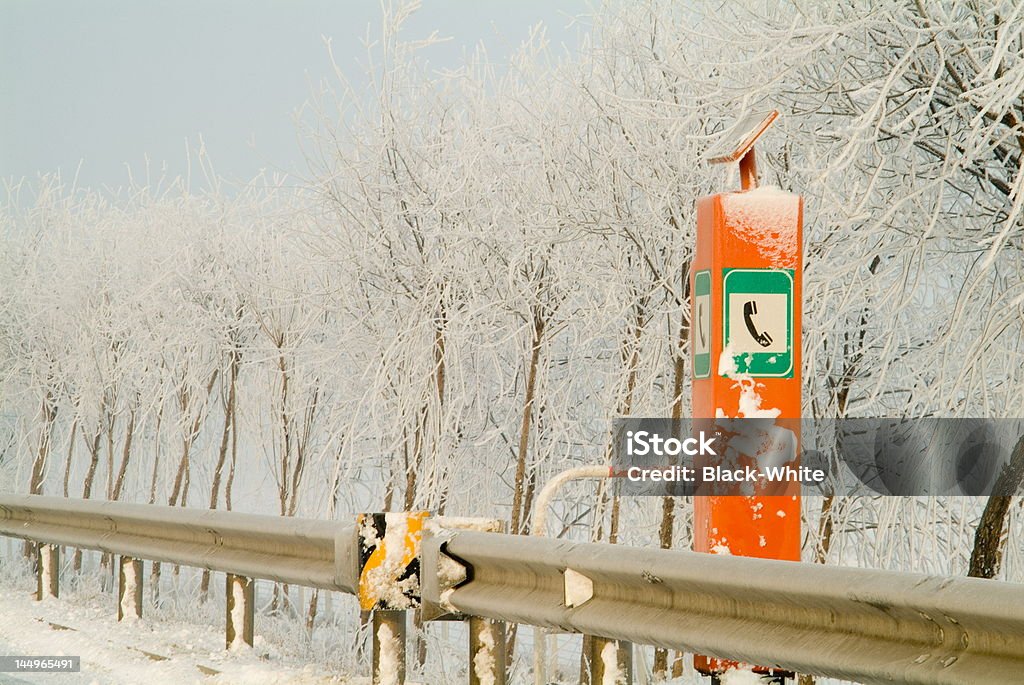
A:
692;111;802;680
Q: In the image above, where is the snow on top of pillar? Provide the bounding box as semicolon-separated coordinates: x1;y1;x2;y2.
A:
722;186;800;267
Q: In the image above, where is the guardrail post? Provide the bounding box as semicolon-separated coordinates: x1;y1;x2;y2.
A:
589;637;632;685
35;543;59;600
118;556;143;621
372;609;407;685
226;574;254;649
469;615;506;685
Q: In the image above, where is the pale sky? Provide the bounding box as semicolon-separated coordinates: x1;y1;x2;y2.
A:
1;0;586;190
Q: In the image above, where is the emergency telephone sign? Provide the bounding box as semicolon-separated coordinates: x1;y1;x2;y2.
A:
722;268;793;378
693;270;712;378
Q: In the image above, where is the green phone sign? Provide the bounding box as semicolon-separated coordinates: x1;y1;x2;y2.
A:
722;268;794;378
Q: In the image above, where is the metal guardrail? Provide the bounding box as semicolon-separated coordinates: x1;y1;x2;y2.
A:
425;530;1024;685
4;495;1024;684
0;495;502;685
0;494;358;592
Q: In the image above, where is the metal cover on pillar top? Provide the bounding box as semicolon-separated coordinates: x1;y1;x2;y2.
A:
706;109;779;165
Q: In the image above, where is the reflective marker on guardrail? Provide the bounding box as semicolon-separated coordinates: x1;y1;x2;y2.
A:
358;511;428;685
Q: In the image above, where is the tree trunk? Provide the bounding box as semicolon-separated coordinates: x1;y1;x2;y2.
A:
28;390;57;496
815;496;836;564
652;495;676;680
168;436;191;507
815;256;878;572
287;384;320;517
25;391;57;557
203;352;237;596
62;418;78;498
210;352;238;509
968;434;1024;579
306;589;319;633
111;408;136;501
607;295;647;545
104;411;117;500
383;456;396;511
405;406;426;510
149;408;163;505
76;424;103;571
664;265;690;681
505;312;547;668
225;384;239;511
169;370;218;507
275;345;292;517
81;427;103;500
511;313;545;536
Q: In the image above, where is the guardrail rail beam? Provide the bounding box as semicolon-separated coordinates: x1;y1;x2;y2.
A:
425;530;1024;685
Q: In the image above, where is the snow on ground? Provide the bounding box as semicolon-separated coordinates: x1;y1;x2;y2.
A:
0;554;851;685
0;574;360;684
0;566;850;685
